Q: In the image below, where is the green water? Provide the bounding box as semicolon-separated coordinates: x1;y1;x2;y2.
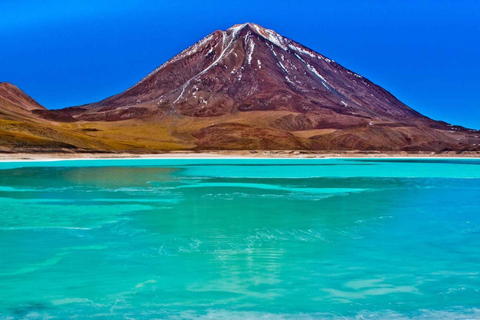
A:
0;158;479;319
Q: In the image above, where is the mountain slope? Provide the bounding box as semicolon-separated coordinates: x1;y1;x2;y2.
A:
0;82;46;120
70;23;426;122
4;23;480;152
0;83;192;152
0;83;120;152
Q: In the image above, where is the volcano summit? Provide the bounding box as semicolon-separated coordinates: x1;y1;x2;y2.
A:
1;23;479;152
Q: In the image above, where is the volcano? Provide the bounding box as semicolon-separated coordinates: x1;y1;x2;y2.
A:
71;23;426;121
1;23;480;152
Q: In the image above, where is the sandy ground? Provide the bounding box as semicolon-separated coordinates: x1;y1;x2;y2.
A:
0;150;479;161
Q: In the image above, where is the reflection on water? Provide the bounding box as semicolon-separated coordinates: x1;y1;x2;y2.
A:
0;159;479;318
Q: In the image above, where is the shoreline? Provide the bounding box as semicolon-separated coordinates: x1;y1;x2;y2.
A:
0;150;479;162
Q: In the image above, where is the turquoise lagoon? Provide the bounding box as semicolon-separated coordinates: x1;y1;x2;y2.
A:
0;158;479;319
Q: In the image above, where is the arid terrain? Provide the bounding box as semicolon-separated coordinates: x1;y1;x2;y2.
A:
1;23;479;154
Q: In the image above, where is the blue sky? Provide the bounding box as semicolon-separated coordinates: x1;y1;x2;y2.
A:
1;0;479;128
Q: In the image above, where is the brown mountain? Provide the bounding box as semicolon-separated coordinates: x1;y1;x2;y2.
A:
2;23;480;153
0;82;45;119
73;23;424;121
0;83;74;151
0;83;120;152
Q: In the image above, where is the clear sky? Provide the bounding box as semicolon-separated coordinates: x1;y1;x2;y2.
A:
1;0;479;128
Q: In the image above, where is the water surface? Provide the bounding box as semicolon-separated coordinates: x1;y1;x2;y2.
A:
0;158;479;319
